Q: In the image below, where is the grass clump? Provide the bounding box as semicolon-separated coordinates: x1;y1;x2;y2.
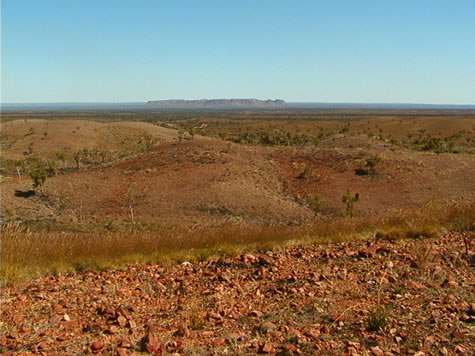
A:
2;199;474;285
366;305;390;332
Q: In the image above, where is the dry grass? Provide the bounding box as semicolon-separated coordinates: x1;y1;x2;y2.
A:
2;200;474;285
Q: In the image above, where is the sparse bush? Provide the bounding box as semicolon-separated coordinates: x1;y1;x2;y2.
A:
342;189;360;217
55;152;66;167
307;195;327;216
365;156;382;175
367;306;389;331
375;228;404;242
29;167;47;189
45;160;58;176
406;226;439;239
72;150;84;169
137;133;156;150
297;166;311;179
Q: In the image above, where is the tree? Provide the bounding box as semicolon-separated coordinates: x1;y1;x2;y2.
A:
14;160;25;178
365;156;382;175
30;167;47;189
342;189;360;217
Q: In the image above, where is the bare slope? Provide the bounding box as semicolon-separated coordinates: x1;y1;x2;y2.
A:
2;132;474;227
1;119;177;161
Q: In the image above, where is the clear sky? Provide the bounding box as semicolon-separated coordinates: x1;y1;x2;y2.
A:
1;0;475;104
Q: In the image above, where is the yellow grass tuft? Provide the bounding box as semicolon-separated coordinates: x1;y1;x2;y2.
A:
2;200;474;285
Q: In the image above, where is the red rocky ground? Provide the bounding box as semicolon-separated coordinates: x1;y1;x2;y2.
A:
1;232;474;355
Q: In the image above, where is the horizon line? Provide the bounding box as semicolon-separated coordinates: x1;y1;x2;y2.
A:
2;100;475;106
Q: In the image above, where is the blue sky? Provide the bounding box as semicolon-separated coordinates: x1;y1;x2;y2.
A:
2;0;475;104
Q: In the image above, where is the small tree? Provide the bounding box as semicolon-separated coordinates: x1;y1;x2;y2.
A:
30;167;47;190
73;150;82;169
126;183;137;223
14;160;25;178
365;156;382;175
178;129;184;144
342;189;360;217
55;152;66;168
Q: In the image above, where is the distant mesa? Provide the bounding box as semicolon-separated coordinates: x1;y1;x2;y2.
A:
147;98;287;108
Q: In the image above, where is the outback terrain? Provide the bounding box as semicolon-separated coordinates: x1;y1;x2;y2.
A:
1;232;474;355
1;109;474;355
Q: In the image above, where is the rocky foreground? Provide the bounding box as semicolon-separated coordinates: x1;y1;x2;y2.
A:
1;232;474;355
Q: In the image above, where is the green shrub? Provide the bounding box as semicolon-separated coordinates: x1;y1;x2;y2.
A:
29;167;47;189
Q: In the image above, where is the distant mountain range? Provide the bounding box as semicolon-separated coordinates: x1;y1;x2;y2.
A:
147;99;287;107
2;101;475;111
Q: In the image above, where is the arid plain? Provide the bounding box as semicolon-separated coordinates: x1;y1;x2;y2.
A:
1;109;474;355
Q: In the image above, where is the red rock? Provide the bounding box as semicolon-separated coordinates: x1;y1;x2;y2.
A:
174;324;190;337
447;279;458;287
140;333;160;353
249;340;259;349
116;306;130;319
409;281;425;290
283;343;299;353
91;339;105;351
249;310;264;317
455;345;466;354
53;303;64;312
116;347;128;356
117;315;127;327
200;330;214;338
304;329;320;340
207;311;222;320
371;346;384;356
213;337;225;346
260;342;274;353
260;321;277;333
20;326;32;333
37;342;49;350
242;253;257;262
119;339;132;348
49;314;62;324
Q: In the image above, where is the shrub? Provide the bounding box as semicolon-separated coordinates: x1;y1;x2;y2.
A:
29;167;47;189
307;195;326;216
365;156;382;175
342;189;360;217
297;166;311;179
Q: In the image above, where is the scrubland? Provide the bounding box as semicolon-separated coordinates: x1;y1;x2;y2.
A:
1;110;474;354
